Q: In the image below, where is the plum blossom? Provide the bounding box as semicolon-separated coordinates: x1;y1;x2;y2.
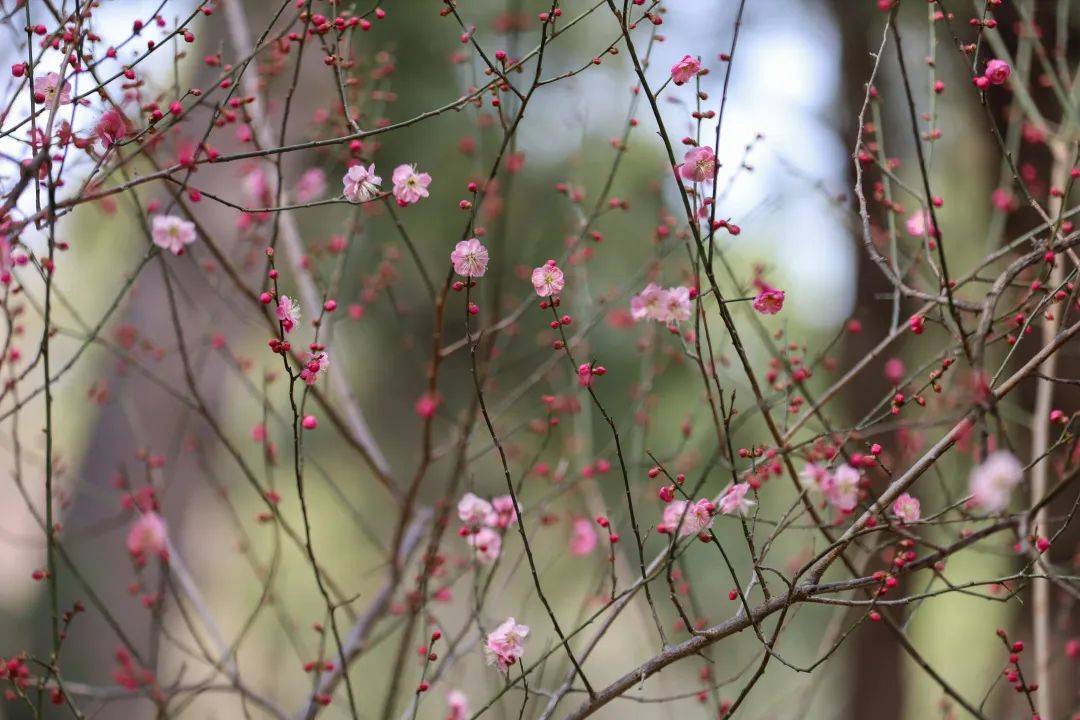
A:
799;463;828;494
661;498;715;538
630;283;668;322
484;617;529;671
983;59;1011;85
294;168;327;202
718;483;755;516
457;492;494;526
446;691;469;720
468;527;501;564
531;260;565;297
95;108;128;148
450;238;489;277
678;146;716;183
905;209;934;238
343;163;382;203
670;55;702;85
34;72;71;105
891;492;921;523
969;451;1023;512
569;517;598;556
299;351;329;385
276;295;300;333
822;464;860;513
151;215;197;255
127;512;168;562
752;286;785;315
490;495;518;528
661;286;692;324
391;163;431;206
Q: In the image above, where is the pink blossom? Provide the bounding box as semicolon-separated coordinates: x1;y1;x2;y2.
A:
905;209;934;238
670;55;702;85
891;492;921;523
799;463;828;494
718;483;755;516
415;393;440;419
299;351;329;386
822;464;860;513
569;517;598;556
661;498;715;538
983;59;1011;85
276;295;300;333
884;357;905;385
630;283;669;322
484;617;529;671
660;286;692;324
678;146;716;183
126;512;168;562
577;364;594;388
531;260;565;297
244;168;272;207
991;188;1015;211
752;287;785;315
294;168;327;202
457;492;494;526
490;495;518;528
450;238;489;277
391;163;431;206
446;691;469;720
95;108;128;148
468;527;501;564
34;72;71;105
151;215;197;255
969;451;1022;512
343;163;381;203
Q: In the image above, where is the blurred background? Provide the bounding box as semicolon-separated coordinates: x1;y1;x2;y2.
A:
0;0;1078;718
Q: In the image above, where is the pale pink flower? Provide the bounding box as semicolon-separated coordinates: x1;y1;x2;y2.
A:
468;527;501;564
577;364;594;388
343;163;381;203
391;163;431;206
799;463;828;494
450;238;489;277
457;492;494;527
991;188;1015;211
670;55;702;85
752;286;785;315
891;492;921;523
484;617;529;671
659;286;692;324
34;72;71;105
276;295;300;333
983;59;1011;85
151;215;197;255
126;512;168;561
630;283;669;322
905;209;934;238
294;168;327;202
678;146;716;183
569;517;598;556
718;483;755;516
446;690;469;720
661;498;715;538
822;464;860;513
490;495;518;529
299;351;329;386
969;451;1023;513
531;260;565;297
244;168;272;207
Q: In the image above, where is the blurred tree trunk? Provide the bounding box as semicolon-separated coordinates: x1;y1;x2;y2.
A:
824;2;903;718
